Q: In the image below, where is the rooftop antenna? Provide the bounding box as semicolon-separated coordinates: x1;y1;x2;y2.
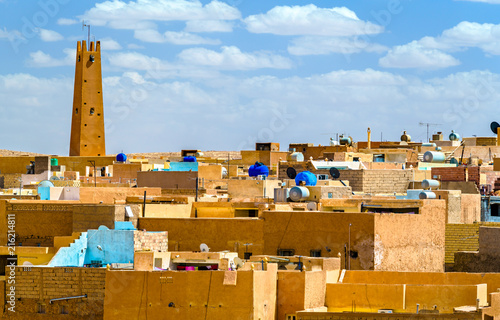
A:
82;21;91;48
419;122;441;142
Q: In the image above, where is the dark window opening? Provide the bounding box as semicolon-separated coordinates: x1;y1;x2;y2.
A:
244;252;253;259
90;108;95;115
75;108;78;114
37;304;46;314
349;250;358;259
310;250;321;257
278;249;295;256
78;55;80;62
97;113;101;116
84;124;87;126
0;255;17;276
491;204;500;217
353;157;360;162
60;305;69;314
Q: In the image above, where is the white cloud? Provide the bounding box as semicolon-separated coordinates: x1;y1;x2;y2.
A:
57;18;79;25
185;20;233;33
107;52;173;71
288;36;388;55
1;69;500;154
82;0;241;29
382;21;500;68
127;43;145;49
100;38;122;50
134;29;220;45
379;42;461;69
244;5;383;36
26;49;74;68
39;29;64;42
178;46;292;70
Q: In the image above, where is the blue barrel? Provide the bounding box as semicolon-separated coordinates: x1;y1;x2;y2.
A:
249;162;269;177
183;156;197;162
295;171;317;186
116;153;127;162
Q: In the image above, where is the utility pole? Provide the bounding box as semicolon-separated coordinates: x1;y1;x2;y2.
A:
419;122;441;142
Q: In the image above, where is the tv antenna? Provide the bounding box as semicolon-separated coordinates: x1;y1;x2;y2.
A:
419;122;441;142
82;21;91;47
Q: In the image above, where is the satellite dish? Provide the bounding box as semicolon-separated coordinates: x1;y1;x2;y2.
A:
329;167;340;180
286;167;297;179
491;121;500;135
307;202;317;211
234;257;244;269
200;243;210;252
49;176;60;181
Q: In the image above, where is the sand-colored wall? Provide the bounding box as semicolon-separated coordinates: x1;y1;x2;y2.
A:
227;179;281;199
325;282;485;313
373;199;446;272
104;268;277;320
262;211;375;270
341;270;500;303
138;218;265;257
79;187;161;204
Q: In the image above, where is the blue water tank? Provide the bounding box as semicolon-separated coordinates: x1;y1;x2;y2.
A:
248;162;269;177
449;131;461;141
116;153;127;162
183;156;197;162
295;171;317;186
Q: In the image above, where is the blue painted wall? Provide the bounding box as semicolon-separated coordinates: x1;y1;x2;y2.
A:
165;162;198;172
85;229;135;265
48;233;87;267
481;196;500;222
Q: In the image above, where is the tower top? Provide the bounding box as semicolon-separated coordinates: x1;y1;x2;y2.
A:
77;40;100;53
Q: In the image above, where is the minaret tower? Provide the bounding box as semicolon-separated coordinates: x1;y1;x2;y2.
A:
69;40;106;156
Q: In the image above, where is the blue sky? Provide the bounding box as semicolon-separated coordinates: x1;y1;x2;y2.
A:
1;0;500;155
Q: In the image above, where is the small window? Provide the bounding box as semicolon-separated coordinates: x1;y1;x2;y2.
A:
60;305;69;314
75;108;78;114
97;113;101;116
78;55;80;62
244;252;253;259
310;249;321;257
84;124;87;126
491;203;500;217
90;108;95;115
37;303;46;314
278;249;295;256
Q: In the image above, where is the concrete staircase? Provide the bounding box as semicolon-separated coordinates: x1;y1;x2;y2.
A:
48;232;88;267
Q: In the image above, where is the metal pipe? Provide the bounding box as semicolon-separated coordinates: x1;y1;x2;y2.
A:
367;127;371;149
142;191;146;218
266;256;290;262
50;294;87;304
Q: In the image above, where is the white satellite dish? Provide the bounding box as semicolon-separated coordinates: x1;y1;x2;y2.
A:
307;202;317;211
200;243;210;252
234;257;244;269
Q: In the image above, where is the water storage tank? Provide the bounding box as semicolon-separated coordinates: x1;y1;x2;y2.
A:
50;158;58;166
419;191;436;199
295;171;317;186
248;162;269;177
449;130;461;141
421;143;437;147
422;179;440;189
116;153;127;163
289;186;310;202
339;135;352;146
290;152;304;162
183;156;197;163
423;151;445;163
400;131;411;142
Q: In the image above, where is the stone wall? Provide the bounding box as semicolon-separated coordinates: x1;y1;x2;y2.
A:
133;231;168;252
9;266;105;319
